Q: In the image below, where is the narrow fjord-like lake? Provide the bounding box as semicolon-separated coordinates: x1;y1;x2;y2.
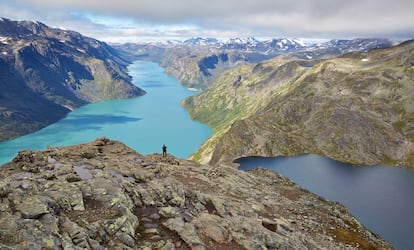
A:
0;61;413;249
0;61;212;164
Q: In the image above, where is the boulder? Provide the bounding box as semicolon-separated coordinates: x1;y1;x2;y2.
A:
14;195;50;219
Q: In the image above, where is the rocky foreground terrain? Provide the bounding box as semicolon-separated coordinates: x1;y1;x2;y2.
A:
0;138;392;249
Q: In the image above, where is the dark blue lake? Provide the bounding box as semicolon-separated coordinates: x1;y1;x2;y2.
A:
236;155;414;250
0;61;212;164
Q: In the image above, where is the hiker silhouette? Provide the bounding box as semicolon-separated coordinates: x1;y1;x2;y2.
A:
162;144;167;157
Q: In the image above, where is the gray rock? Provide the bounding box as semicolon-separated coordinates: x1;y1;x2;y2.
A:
163;217;205;249
14;196;50;219
149;213;160;220
47;156;57;164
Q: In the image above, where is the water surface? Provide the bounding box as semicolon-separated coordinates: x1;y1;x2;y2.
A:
236;155;414;250
0;61;211;164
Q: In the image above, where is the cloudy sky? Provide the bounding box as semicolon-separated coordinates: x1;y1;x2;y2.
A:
0;0;413;43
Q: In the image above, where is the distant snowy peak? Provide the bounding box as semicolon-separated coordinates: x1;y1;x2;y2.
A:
143;37;310;50
222;37;259;45
291;38;310;47
130;37;396;58
312;38;395;52
183;37;219;45
263;38;308;50
141;40;181;47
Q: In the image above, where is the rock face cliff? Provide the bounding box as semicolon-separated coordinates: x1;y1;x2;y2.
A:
0;138;391;249
183;40;414;168
0;18;145;142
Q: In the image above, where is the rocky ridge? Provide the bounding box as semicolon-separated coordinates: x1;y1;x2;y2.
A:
183;40;414;167
0;138;392;249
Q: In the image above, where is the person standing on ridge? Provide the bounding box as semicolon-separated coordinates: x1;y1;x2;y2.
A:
162;144;167;157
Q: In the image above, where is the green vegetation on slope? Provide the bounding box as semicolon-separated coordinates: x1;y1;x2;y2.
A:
184;40;414;167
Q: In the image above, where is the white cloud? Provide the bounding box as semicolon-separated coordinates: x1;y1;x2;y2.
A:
0;0;413;42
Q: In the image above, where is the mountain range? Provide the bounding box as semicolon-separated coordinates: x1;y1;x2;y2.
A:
183;40;414;168
0;18;145;142
116;37;396;89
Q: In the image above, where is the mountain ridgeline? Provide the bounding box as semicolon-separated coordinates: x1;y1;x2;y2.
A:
0;18;145;142
116;38;395;89
183;40;414;168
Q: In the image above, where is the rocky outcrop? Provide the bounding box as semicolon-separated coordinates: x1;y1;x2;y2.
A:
0;138;392;249
184;40;414;168
0;19;145;142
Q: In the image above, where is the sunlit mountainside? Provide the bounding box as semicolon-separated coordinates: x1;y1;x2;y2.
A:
183;40;414;168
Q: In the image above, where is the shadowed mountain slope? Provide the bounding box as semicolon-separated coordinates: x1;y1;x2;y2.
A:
0;18;145;141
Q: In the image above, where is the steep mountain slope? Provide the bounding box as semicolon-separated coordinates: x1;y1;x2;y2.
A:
0;57;69;141
183;40;414;167
0;138;392;249
0;19;145;141
160;47;255;89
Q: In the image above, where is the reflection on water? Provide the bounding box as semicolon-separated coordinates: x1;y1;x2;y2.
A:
235;154;414;250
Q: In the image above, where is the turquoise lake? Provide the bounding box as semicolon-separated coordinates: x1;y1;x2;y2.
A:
0;61;212;164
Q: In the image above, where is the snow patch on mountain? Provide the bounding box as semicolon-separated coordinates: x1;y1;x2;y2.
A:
183;37;219;45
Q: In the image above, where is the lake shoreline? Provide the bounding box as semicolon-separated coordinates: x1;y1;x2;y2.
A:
0;61;211;165
236;154;414;250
